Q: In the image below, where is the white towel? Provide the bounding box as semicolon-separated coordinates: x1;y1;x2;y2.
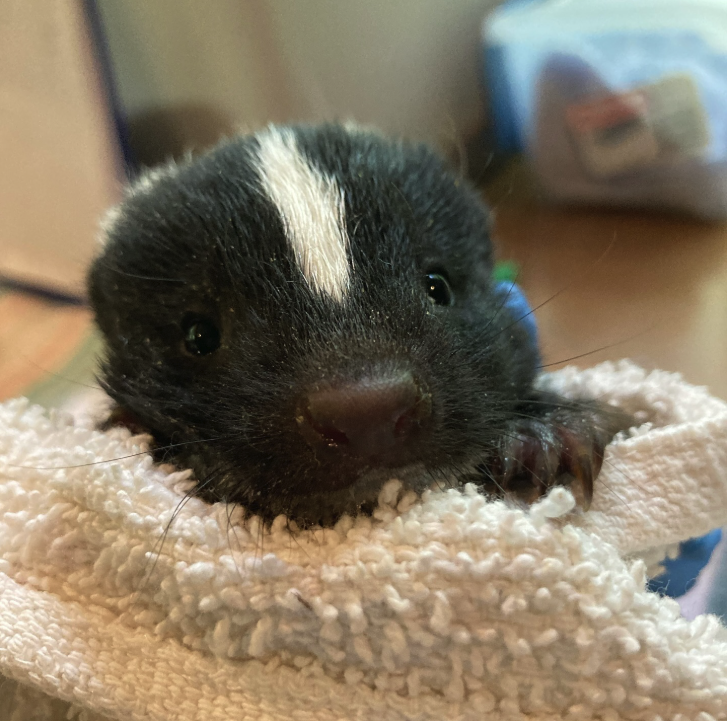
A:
0;360;726;721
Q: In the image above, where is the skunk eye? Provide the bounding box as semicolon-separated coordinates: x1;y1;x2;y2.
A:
182;316;220;356
424;273;453;306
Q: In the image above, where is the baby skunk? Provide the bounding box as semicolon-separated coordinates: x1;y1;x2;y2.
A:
89;123;628;527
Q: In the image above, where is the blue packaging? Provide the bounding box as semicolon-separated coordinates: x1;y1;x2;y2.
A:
483;0;727;218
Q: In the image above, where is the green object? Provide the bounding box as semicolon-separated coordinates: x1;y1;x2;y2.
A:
492;259;520;283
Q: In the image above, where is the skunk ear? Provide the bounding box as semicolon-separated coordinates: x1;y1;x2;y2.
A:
97;203;123;246
97;162;180;246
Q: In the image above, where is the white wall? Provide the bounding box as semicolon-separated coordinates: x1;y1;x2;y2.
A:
98;0;502;156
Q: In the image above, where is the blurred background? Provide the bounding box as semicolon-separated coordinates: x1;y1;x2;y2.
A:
1;0;726;614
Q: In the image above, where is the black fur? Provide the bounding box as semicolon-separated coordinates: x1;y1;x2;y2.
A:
89;124;544;525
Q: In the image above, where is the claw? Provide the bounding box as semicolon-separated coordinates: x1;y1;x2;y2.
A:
556;427;594;510
538;450;560;498
572;454;594;511
524;444;548;496
591;435;606;479
479;403;624;510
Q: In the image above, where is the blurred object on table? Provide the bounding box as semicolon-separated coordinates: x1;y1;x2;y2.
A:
483;0;727;218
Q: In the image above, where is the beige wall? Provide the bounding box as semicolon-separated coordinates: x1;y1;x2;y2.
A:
0;1;501;295
0;1;121;296
98;0;502;158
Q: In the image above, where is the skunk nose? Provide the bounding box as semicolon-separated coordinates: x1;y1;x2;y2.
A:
297;371;431;459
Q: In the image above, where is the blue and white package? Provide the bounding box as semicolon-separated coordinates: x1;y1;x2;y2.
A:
484;0;727;218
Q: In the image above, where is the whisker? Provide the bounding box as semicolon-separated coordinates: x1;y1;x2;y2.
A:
478;273;521;341
17;353;101;391
601;455;645;495
223;498;246;582
6;434;236;471
537;327;655;369
475;464;508;497
285;520;312;562
131;469;224;607
482;235;617;347
594;477;630;508
95;259;187;283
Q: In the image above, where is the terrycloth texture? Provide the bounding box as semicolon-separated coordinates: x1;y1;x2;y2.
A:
1;360;727;721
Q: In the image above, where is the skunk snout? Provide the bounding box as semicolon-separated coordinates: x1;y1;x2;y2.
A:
296;370;432;463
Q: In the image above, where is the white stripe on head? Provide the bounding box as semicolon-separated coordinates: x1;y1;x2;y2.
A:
255;127;351;302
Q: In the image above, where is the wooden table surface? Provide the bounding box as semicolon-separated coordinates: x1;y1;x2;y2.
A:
487;162;727;401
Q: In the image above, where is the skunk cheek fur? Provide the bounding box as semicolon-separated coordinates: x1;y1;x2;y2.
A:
88;124;543;526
